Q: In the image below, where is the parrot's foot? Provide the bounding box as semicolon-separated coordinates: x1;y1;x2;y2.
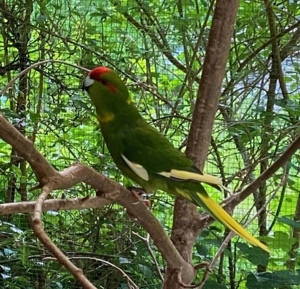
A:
126;186;151;219
127;186;151;208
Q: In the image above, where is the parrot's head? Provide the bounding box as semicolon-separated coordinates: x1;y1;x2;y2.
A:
82;67;131;120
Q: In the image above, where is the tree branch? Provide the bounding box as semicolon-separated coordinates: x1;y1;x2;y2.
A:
0;112;57;183
0;196;112;215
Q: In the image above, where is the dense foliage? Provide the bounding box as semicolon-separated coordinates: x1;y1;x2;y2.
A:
0;0;300;288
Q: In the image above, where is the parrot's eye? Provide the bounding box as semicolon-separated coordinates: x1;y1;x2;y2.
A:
100;78;108;86
99;77;117;93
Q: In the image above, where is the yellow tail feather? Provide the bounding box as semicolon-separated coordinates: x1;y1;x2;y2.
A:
198;193;270;253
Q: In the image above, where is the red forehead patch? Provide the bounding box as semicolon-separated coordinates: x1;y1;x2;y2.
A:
89;66;112;81
88;66;116;93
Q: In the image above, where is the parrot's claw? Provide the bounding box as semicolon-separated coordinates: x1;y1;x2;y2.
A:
127;186;151;208
126;186;152;219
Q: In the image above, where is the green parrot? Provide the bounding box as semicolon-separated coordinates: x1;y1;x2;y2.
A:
82;66;270;253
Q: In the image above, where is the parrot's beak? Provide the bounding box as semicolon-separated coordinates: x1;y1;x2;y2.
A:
82;75;94;91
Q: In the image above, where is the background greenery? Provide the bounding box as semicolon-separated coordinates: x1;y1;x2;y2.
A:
0;0;300;288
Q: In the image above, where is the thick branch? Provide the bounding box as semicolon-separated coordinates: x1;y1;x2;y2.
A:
0;112;57;183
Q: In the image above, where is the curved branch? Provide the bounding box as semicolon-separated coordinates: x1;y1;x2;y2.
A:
67;256;139;289
0;111;57;183
31;184;97;289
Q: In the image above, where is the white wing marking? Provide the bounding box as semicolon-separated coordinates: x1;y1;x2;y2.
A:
121;154;149;181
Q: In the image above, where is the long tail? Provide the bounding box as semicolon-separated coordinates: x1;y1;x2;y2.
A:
188;189;270;253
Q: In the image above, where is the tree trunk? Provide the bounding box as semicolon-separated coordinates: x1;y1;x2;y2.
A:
163;0;240;287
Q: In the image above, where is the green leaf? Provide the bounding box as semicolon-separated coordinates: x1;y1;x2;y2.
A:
20;245;29;266
278;216;300;229
236;243;269;266
45;211;59;226
29;112;40;123
271;231;295;250
195;243;209;257
203;280;227;289
138;264;153;279
1;108;20;119
246;272;273;289
119;257;131;264
247;271;300;289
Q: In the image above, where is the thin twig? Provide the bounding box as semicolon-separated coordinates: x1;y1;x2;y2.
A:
45;256;139;289
133;232;164;281
0;59;89;96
